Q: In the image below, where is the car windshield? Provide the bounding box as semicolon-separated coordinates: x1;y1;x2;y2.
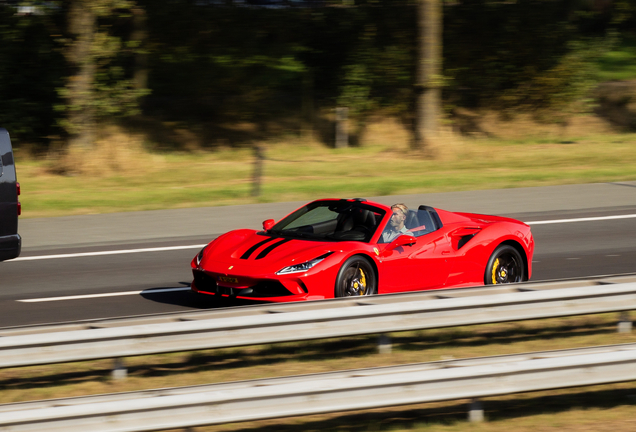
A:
270;200;385;242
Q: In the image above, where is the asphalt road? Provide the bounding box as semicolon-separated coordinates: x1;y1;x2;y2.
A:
1;182;635;328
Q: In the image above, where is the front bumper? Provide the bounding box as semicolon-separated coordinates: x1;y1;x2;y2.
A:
191;269;317;302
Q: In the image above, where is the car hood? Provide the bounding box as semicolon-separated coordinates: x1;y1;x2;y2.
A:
202;229;338;271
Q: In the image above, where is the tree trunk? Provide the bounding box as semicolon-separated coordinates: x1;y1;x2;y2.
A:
67;0;96;151
132;6;148;94
413;0;442;152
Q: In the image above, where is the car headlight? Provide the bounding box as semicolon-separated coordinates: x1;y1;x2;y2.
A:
276;252;333;275
196;245;208;266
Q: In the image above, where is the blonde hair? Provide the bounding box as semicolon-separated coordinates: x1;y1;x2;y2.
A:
391;203;409;217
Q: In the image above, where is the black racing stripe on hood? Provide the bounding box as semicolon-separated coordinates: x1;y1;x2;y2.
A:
255;238;293;260
240;237;278;260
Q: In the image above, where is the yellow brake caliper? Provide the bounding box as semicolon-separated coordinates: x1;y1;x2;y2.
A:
358;269;367;295
492;258;500;284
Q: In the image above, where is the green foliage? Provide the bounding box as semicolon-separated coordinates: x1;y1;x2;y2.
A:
337;11;415;121
0;1;147;147
56;0;149;136
141;0;623;134
0;6;65;146
140;0;315;123
443;0;608;118
494;38;610;122
2;0;636;149
595;36;636;81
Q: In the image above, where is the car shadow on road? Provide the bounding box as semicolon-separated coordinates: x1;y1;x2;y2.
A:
139;282;265;310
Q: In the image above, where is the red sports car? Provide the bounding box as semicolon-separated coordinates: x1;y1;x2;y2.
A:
190;198;534;302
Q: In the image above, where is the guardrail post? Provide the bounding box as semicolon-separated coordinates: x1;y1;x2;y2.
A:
468;398;484;422
618;311;632;333
112;358;127;380
378;334;392;354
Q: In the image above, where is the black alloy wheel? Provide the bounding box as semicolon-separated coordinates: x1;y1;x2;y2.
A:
335;256;377;297
485;245;524;285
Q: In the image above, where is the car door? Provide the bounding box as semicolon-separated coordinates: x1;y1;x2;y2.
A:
378;230;452;293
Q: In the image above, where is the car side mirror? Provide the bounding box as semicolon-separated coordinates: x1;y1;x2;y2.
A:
387;235;417;250
262;219;275;231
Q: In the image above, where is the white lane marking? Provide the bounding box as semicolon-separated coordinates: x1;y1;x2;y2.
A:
17;287;191;303
11;213;636;304
11;245;207;262
9;213;636;263
526;214;636;225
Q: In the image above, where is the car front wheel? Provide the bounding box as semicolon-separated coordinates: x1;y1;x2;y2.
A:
335;256;377;297
485;245;524;285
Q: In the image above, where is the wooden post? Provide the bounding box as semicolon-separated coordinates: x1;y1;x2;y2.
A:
302;70;314;141
335;107;349;148
251;144;264;197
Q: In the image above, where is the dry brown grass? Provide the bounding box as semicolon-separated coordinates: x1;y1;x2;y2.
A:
13;114;636;218
44;125;155;176
454;110;615;140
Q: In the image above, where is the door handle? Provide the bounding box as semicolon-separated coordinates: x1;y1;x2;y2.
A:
441;250;451;255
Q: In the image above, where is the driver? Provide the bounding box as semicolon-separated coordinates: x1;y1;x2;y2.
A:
381;203;413;243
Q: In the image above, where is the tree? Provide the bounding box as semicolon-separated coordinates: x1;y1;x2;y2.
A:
0;4;64;146
57;0;148;152
413;0;441;152
62;0;96;151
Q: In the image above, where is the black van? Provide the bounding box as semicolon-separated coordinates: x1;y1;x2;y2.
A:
0;128;21;261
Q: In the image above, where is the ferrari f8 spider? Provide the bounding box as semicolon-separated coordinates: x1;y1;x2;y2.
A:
191;198;534;302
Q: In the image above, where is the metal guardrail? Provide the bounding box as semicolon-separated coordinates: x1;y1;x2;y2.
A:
4;274;636;337
0;276;635;369
1;342;636;431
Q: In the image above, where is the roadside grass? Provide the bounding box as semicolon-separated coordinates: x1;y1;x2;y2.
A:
0;313;635;430
14;128;636;218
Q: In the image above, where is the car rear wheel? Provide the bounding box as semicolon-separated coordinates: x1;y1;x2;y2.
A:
485;245;524;285
335;256;377;297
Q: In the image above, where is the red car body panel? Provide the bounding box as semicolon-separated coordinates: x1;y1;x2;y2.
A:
190;199;534;302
